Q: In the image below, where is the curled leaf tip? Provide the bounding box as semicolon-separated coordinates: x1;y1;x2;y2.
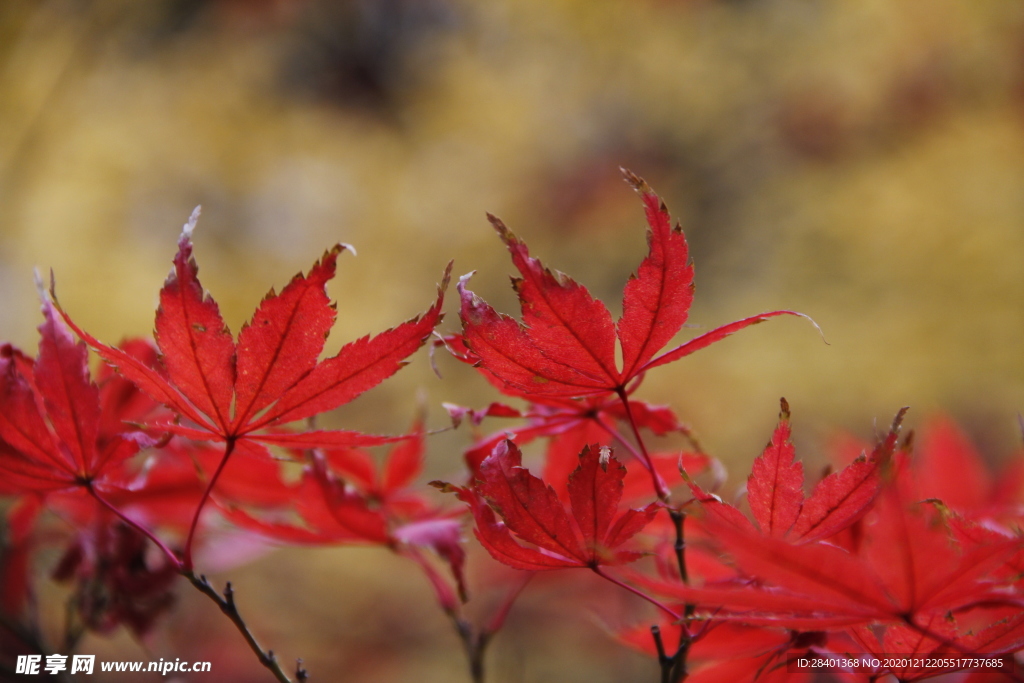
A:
781;311;829;345
326;243;354;259
797;312;829;345
455;272;480;302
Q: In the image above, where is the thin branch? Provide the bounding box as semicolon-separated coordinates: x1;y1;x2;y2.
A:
453;616;489;683
667;627;691;683
444;574;532;683
606;391;695;681
183;570;299;683
664;508;694;683
651;626;671;683
668;509;688;586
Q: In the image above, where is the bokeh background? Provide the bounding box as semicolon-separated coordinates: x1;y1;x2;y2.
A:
3;0;1024;680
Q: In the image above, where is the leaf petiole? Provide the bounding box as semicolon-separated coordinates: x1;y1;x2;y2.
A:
87;485;182;572
183;438;236;570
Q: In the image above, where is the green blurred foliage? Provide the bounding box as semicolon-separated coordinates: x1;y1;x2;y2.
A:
3;0;1024;680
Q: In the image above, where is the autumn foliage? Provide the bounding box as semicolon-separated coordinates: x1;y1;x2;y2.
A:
0;172;1021;682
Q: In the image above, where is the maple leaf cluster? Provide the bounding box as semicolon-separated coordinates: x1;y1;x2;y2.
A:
0;172;1020;683
0;207;456;656
437;173;1024;682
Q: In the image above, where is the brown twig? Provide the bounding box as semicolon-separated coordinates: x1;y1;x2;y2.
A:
453;617;490;683
444;572;532;683
663;508;693;682
183;570;302;683
93;461;300;681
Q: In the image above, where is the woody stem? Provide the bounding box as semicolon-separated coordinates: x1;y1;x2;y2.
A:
669;509;690;587
612;390;693;682
183;571;297;683
451;616;489;683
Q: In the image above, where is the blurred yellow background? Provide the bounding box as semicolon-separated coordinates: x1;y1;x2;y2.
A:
4;0;1024;680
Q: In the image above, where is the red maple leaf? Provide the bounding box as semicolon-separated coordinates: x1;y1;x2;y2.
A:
642;477;1023;636
631;408;1020;639
443;439;659;571
55;211;449;453
0;299;157;494
454;171;815;402
745;399;888;544
219;429;468;602
680;401;902;549
53;209;450;566
321;416;427;511
912;417;996;510
848;611;1024;681
221;421;439;546
827;415;1024;576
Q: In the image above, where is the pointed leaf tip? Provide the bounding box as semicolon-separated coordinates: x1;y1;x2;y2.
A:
891;407;910;434
440;260;453;293
677;455;695;483
486;214;516;245
183;206;201;240
429;480;459;493
620;168;653;195
779;397;790;420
